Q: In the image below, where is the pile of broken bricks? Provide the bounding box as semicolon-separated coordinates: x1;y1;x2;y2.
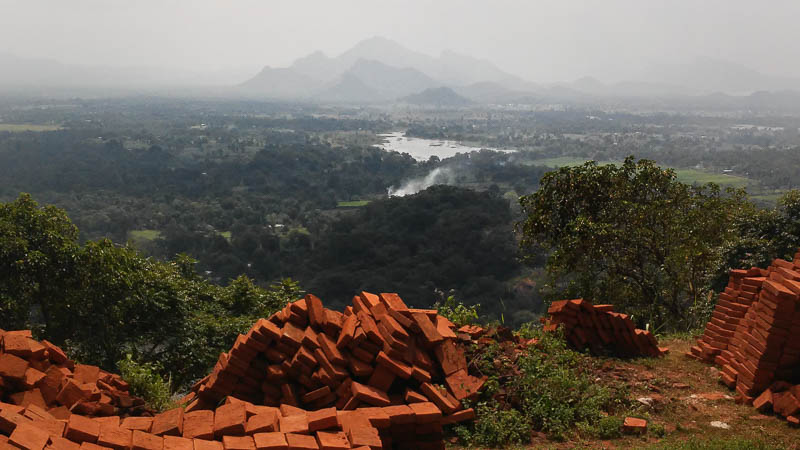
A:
543;299;667;357
0;291;488;449
689;250;800;426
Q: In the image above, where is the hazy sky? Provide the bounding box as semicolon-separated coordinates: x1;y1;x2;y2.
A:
2;0;799;83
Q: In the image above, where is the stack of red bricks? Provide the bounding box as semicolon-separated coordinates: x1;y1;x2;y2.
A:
0;291;485;449
689;252;800;423
543;299;667;357
687;267;764;365
0;393;466;450
181;292;484;448
0;329;146;419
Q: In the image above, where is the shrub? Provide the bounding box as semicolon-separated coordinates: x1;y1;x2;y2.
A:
117;354;173;412
434;295;479;326
454;401;530;447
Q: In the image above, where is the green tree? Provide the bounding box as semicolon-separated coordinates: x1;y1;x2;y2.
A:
518;157;749;330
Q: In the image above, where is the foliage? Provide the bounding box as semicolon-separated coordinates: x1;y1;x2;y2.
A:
518;157;750;331
117;354;173;412
433;295;479;327
457;330;629;445
0;194;302;389
454;401;530;447
305;185;521;311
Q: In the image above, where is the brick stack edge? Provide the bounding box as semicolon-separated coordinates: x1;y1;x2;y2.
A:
543;298;667;357
0;291;486;449
688;250;800;426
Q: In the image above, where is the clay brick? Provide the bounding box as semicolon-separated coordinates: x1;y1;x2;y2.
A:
306;408;337;433
183;411;214;440
121;417;153;433
278;414;308;434
131;430;164;450
753;389;773;412
306;295;326;328
152;408;184;437
382;405;414;425
97;425;133;450
411;314;443;346
193;440;223;450
79;443;112;450
351;382;390;407
404;389;428;404
73;365;101;384
214;402;247;437
408;403;441;422
0;353;29;380
222;436;254;450
66;414;101;443
285;434;317;450
622;417;647;434
163;436;194;450
441;408;475;425
49;437;81;450
433;340;465;376
245;412;278;435
314;431;349;450
10;421;51;450
252;432;287;450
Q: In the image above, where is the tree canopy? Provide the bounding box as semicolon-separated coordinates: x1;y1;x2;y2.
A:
519;157;750;330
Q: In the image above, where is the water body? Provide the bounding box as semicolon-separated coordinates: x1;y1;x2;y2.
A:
376;132;514;161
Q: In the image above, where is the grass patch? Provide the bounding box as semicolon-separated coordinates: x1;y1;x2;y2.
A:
218;231;232;241
526;157;755;189
337;200;370;207
0;123;62;132
128;229;162;242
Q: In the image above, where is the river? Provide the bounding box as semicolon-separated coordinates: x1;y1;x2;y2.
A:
376;132;513;161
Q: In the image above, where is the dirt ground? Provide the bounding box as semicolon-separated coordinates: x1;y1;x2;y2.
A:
521;337;800;449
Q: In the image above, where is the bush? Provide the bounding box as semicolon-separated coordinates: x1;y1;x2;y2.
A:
434;295;479;327
454;401;530;447
117;354;173;412
457;329;630;445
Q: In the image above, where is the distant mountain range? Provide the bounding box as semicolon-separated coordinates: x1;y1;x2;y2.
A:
4;37;800;106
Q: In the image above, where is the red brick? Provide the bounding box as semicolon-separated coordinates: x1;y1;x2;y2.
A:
314;431;349;450
753;389;773;412
433;340;465;376
49;437;81;450
222;436;255;450
80;443;112;450
97;425;133;450
411;313;443;346
121;417;153;433
403;389;427;404
214;402;247;437
306;408;337;433
245;412;278;435
0;353;29;380
285;434;317;450
351;382;390;407
66;414;101;443
306;295;326;328
183;411;214;440
73;365;101;384
381;405;414;425
407;403;441;422
252;432;287;450
193;440;223;450
152;408;184;437
163;436;194;450
622;417;647;434
441;408;475;425
278;414;308;434
9;421;51;450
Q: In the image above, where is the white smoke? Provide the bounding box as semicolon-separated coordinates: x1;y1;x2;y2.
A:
388;167;457;197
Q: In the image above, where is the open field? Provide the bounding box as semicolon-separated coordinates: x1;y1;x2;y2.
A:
0;123;62;132
337;200;371;207
526;157;755;189
128;229;161;243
